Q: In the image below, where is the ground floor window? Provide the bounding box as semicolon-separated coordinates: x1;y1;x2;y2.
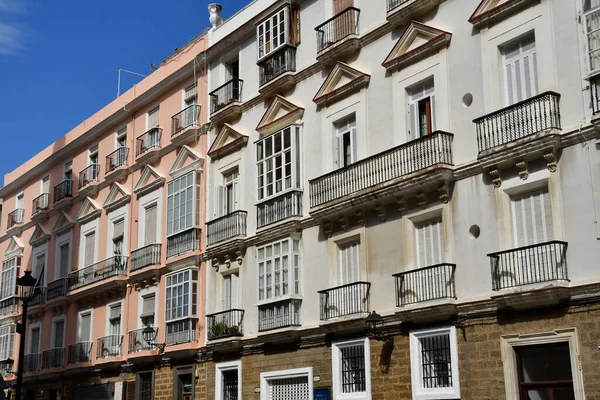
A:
216;361;241;400
260;367;313;400
332;338;371;399
516;343;574;399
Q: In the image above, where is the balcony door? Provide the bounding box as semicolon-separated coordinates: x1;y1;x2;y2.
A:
144;203;158;246
333;115;356;169
34;253;45;287
41;176;50;195
408;79;435;141
29;326;40;355
78;312;92;343
53;319;65;349
227;60;240;101
502;34;538;106
222;273;239;311
183;83;198;128
59;243;70;278
16;192;24;210
116;128;127;167
215;171;239;218
414;218;445;302
337;240;365;315
147;106;160;148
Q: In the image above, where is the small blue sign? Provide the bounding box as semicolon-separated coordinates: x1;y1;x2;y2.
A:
314;388;330;400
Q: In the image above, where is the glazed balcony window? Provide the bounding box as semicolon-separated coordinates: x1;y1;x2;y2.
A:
257;6;301;61
165;269;198;345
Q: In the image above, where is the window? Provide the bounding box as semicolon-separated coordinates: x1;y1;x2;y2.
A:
182;84;199;129
165;270;198;345
338;240;360;285
89;144;99;166
0;257;20;300
108;303;122;335
78;311;92;342
64;161;73;181
415;217;444;268
28;326;41;355
116;127;127;148
136;371;154;400
260;367;313;400
408;79;435;139
52;318;65;348
84;231;96;267
256;126;301;201
511;187;553;247
143;203;158;245
515;343;575;398
147;106;160;147
333;115;356;169
215;170;239;217
58;242;70;278
257;237;301;302
332;338;371;400
112;219;125;255
584;1;600;75
502;34;538;106
223;273;238;310
141;293;155;327
33;253;45;286
16;192;24;210
257;8;289;60
409;326;460;400
184;83;198;107
0;325;14;361
175;366;194;400
147;106;160;129
41;176;50;196
216;361;241;400
166;172;200;236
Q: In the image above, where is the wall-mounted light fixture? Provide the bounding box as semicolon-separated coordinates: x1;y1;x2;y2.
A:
365;311;400;346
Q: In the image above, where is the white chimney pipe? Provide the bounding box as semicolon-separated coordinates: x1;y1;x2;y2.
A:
208;4;223;29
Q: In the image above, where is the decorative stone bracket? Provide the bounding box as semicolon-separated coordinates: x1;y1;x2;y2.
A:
211;248;245;272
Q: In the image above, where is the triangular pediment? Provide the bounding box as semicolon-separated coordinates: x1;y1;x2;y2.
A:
382;21;451;71
468;0;538;28
103;183;131;212
76;197;102;224
313;62;371;107
134;165;165;197
29;224;51;247
256;95;304;136
169;145;204;178
207;124;249;160
5;236;24;257
52;211;74;235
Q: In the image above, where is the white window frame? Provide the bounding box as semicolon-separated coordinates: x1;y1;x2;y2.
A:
63;160;73;181
40;176;50;195
166;171;201;237
584;2;600;75
54;232;72;280
146;105;160;130
215;360;242;400
32;243;48;286
409;326;460;400
500;328;585;400
15;191;24;210
333;114;357;169
77;309;94;342
78;219;99;269
137;189;162;248
407;79;436;140
106;300;124;336
0;324;15;361
222;271;239;311
106;205;129;258
0;256;19;300
88;144;99;166
256;7;290;61
501;34;538;106
257;236;301;304
27;322;42;355
165;269;198;323
259;367;313;400
50;315;66;349
138;289;157;328
330;228;368;286
332;337;372;400
414;216;444;268
115;127;127;150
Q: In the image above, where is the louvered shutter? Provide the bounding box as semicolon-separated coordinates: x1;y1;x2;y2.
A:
223;275;232;310
430;94;436;131
333;0;354;14
333;131;340;168
269;376;311;400
30;327;40;354
109;305;121;321
35;254;45;285
60;244;70;277
126;380;136;400
215;186;226;218
54;320;65;348
80;313;92;342
142;295;155;317
144;204;157;245
84;232;95;267
512;188;554;247
232;180;239;212
148;107;159;128
350;126;357;163
415;218;444;268
408;102;417;141
184;84;198;102
503;36;538;105
113;220;124;240
340;241;360;285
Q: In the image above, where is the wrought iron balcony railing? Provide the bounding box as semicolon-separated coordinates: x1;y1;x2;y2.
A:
257;190;303;229
128;328;157;353
393;263;456;307
106;148;129;173
136;127;162;157
318;281;370;320
474;91;561;153
42;347;64;369
387;0;411;12
6;209;24;229
68;256;128;291
67;342;92;364
259;46;297;86
309;131;453;208
258;299;301;332
47;278;69;300
210;79;243;115
166;319;197;345
27;286;46;307
206;309;244;340
24;354;40;373
32;194;50;216
79;164;100;188
167;228;201;259
591;75;600;115
130;243;162;272
315;7;360;53
206;211;247;246
489;240;568;291
96;335;123;359
172;105;200;136
53;180;73;203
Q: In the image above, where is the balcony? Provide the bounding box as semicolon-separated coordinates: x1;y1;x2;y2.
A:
106;147;129;175
206;309;244;340
27;286;46;307
96;335;123;359
258;299;301;332
386;0;445;24
0;297;18;316
53;180;73;204
209;79;243;124
130;243;162;272
24;354;40;373
128;328;156;353
166;318;198;345
47;278;69;301
258;46;297;95
42;348;64;369
591;75;600;116
206;211;247;246
136;127;162;159
257;190;303;229
309;131;454;213
6;209;24;229
172;105;200;139
393;264;456;306
315;7;360;63
474;91;561;155
68;256;128;291
167;228;201;259
318;281;370;321
32;194;50;217
67;342;93;364
79;164;100;189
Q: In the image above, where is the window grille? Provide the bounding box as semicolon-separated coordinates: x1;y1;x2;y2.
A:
268;376;310;400
420;334;452;389
222;369;239;400
340;344;366;393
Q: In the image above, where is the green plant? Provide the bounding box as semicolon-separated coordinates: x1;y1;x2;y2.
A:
209;321;241;338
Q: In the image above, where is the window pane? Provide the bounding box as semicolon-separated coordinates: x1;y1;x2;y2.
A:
420;334;452;389
518;343;573;383
340;344;366;393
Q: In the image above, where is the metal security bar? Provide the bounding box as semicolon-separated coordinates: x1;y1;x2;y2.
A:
6;209;24;229
53;180;73;203
167;228;201;258
488;241;568;290
68;256;128;291
309;131;453;207
206;309;244;340
257;190;303;228
67;342;92;364
79;164;100;188
206;211;247;246
393;264;456;307
387;0;411;12
315;7;360;52
210;79;243;114
32;194;50;216
136;127;162;157
47;278;69;300
474;91;561;153
259;46;297;86
41;348;64;369
258;299;301;332
106;148;129;173
130;244;162;272
420;334;453;388
24;354;40;373
172;105;200;136
96;335;123;358
318;282;370;320
222;369;239;400
128;328;157;353
340;344;366;393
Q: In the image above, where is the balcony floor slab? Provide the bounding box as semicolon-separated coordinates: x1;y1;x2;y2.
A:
395;298;457;323
490;281;570;311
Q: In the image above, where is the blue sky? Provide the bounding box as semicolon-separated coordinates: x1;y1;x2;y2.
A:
0;0;246;185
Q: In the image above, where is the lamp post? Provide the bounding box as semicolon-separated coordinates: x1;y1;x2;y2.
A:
15;271;38;400
142;326;166;354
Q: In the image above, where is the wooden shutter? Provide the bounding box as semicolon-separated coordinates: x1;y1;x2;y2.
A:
339;241;360;284
60;244;70;277
148;107;159;128
142;295;155;317
54;320;65;348
113;220;124;240
80;313;92;341
415;218;444;268
125;380;136;400
144;204;158;245
215;186;226;218
84;232;95;267
512;187;554;247
333;0;354;13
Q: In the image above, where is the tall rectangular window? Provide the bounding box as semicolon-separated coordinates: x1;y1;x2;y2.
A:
108;303;122;335
84;232;96;267
511;187;553;247
112;219;125;255
260;368;313;400
184;83;198;107
214;170;239;218
53;319;65;348
216;362;241;400
166;172;200;236
144;203;158;245
257;238;301;302
34;253;45;286
0;325;15;361
408;79;435;139
332;338;370;399
59;243;70;278
257;8;289;60
78;311;92;342
333;115;356;169
147;106;160;129
415;217;444;268
585;1;600;75
141;294;156;327
502;34;538;106
28;327;41;354
41;176;50;195
64;161;73;181
515;343;575;398
222;273;238;310
89;145;99;166
16;192;24;210
165;270;198;345
338;240;360;285
0;257;19;300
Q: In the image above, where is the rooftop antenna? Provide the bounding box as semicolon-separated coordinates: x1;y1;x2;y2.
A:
150;63;158;72
117;69;147;98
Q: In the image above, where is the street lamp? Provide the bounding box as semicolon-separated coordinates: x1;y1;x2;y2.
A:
15;271;39;400
142;326;166;353
365;311;395;346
